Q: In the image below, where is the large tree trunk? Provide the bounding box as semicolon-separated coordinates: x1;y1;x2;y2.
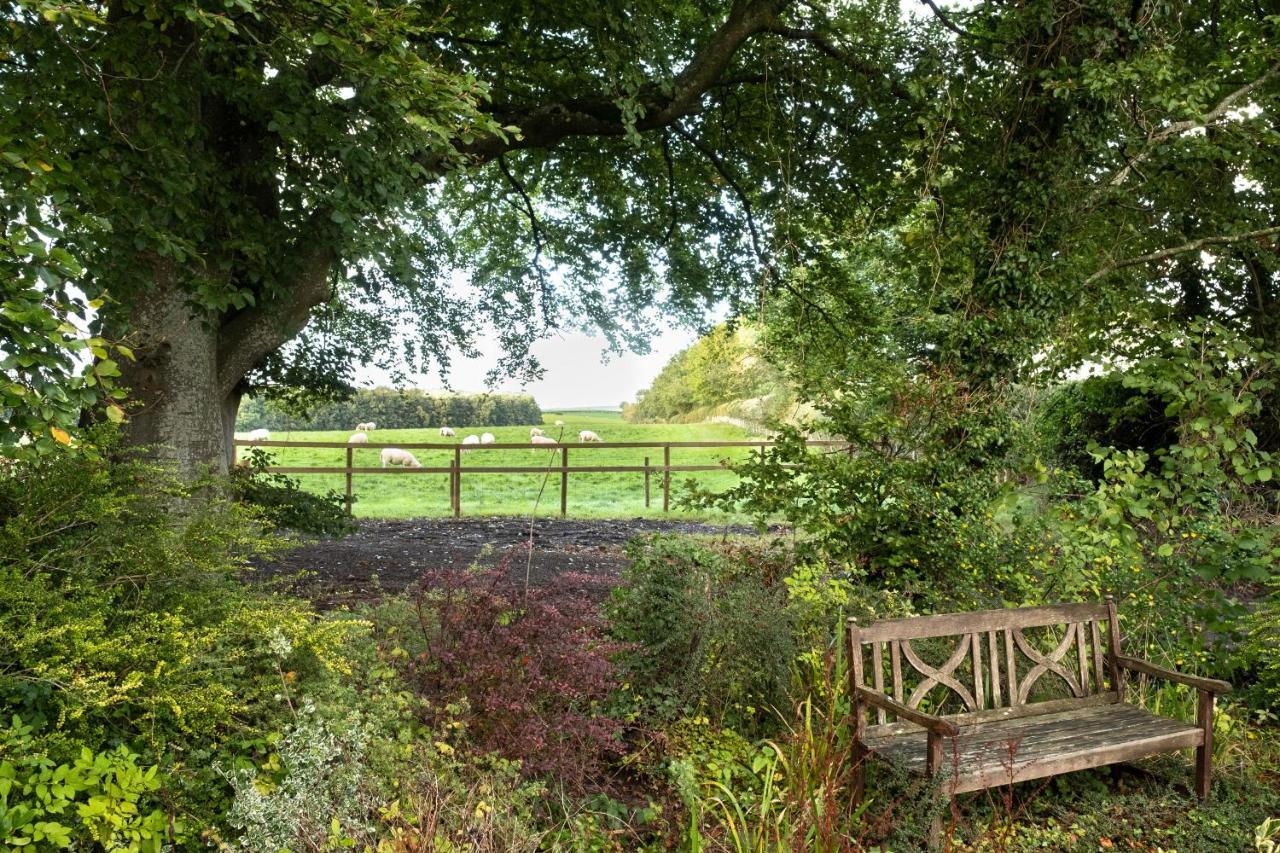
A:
117;266;230;476
115;246;334;476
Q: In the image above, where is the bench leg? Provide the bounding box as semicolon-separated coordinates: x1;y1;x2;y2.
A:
926;732;946;850
1195;689;1214;799
851;743;866;809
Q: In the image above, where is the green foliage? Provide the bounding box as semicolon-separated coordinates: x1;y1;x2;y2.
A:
230;447;356;537
0;431;367;831
623;324;792;425
1036;374;1178;479
0;717;176;851
608;536;794;732
237;389;543;431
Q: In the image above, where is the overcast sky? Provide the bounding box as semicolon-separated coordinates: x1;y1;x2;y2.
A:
355;326;699;410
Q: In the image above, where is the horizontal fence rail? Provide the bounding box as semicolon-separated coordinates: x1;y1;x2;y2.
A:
233;438;846;517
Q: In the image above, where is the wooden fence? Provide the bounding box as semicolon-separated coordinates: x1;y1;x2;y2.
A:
233;438;845;517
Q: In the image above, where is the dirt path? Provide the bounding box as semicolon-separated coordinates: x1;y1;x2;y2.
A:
254;516;782;607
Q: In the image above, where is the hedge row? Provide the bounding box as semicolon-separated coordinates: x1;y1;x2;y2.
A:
236;389;543;431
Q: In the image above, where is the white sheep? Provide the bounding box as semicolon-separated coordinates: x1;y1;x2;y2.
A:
348;433;369;444
440;426;456;437
461;434;480;445
246;428;271;441
480;432;496;444
554;420;565;426
531;434;557;445
380;447;422;468
356;421;377;432
578;430;603;443
530;427;545;437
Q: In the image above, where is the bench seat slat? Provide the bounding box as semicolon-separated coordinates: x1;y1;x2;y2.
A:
862;703;1202;794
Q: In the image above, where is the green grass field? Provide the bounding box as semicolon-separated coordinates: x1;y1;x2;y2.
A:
236;411;768;519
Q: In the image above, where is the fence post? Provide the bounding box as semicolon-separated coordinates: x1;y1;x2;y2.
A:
454;447;462;518
560;446;569;517
344;446;354;517
662;444;671;513
644;455;650;508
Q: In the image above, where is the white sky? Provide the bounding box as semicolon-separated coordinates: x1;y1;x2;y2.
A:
355;326;699;410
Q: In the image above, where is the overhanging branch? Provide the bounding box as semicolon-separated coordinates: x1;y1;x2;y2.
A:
1082;224;1280;287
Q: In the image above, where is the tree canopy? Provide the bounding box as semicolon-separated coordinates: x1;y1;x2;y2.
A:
2;0;1277;469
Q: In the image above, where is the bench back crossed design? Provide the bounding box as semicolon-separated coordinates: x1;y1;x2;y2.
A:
847;597;1231;819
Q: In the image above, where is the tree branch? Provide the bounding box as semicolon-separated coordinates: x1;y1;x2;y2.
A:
216;230;336;398
1095;61;1280;198
917;0;1003;43
418;0;789;168
1082;224;1280;287
496;154;552;307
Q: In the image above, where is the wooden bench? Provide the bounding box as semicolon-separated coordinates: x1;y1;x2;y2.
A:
847;597;1232;824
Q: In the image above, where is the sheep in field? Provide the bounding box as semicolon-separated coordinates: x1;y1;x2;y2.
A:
380;448;422;468
246;428;271;441
480;432;496;444
578;430;603;443
461;434;481;445
531;435;557;446
356;421;377;432
554;420;565;426
440;427;456;437
530;427;545;437
348;433;369;444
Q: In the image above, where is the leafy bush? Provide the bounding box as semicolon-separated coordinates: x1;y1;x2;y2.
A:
230;447;356;536
0;716;176;851
0;433;366;831
396;564;625;791
1036;373;1179;480
608;536;794;732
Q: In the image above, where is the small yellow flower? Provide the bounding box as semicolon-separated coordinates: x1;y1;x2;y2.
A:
434;741;454;755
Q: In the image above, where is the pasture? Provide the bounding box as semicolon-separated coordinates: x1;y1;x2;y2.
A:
235;410;766;519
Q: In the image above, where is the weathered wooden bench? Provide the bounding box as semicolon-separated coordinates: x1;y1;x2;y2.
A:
847;597;1232;823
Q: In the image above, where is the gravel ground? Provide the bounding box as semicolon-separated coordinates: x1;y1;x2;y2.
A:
252;516;783;607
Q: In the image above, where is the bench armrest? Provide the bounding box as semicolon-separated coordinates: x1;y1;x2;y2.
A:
855;686;960;737
1116;655;1232;694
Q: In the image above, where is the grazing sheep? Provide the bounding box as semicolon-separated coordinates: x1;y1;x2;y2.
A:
348;433;369;444
554;420;565;426
578;430;603;443
356;422;377;432
461;434;481;445
246;428;271;441
530;427;545;437
480;432;496;444
439;427;456;437
531;434;557;446
380;448;422;468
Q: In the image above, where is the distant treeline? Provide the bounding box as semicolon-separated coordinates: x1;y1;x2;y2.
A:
237;389;543;430
623;324;795;425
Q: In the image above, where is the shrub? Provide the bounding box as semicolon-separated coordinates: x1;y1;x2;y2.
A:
607;536;794;733
0;433;366;831
237;388;543;430
0;716;177;851
396;563;625;791
230;447;356;536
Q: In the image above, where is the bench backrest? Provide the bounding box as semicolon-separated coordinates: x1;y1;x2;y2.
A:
848;600;1123;728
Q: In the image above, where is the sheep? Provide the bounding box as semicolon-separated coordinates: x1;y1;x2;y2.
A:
480;432;496;444
461;434;481;445
380;448;422;468
439;426;456;437
530;427;545;438
554;420;565;427
531;434;557;446
246;428;271;441
578;430;603;443
356;422;377;432
348;433;369;444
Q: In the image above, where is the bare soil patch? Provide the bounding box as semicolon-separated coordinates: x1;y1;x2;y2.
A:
254;516;781;607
